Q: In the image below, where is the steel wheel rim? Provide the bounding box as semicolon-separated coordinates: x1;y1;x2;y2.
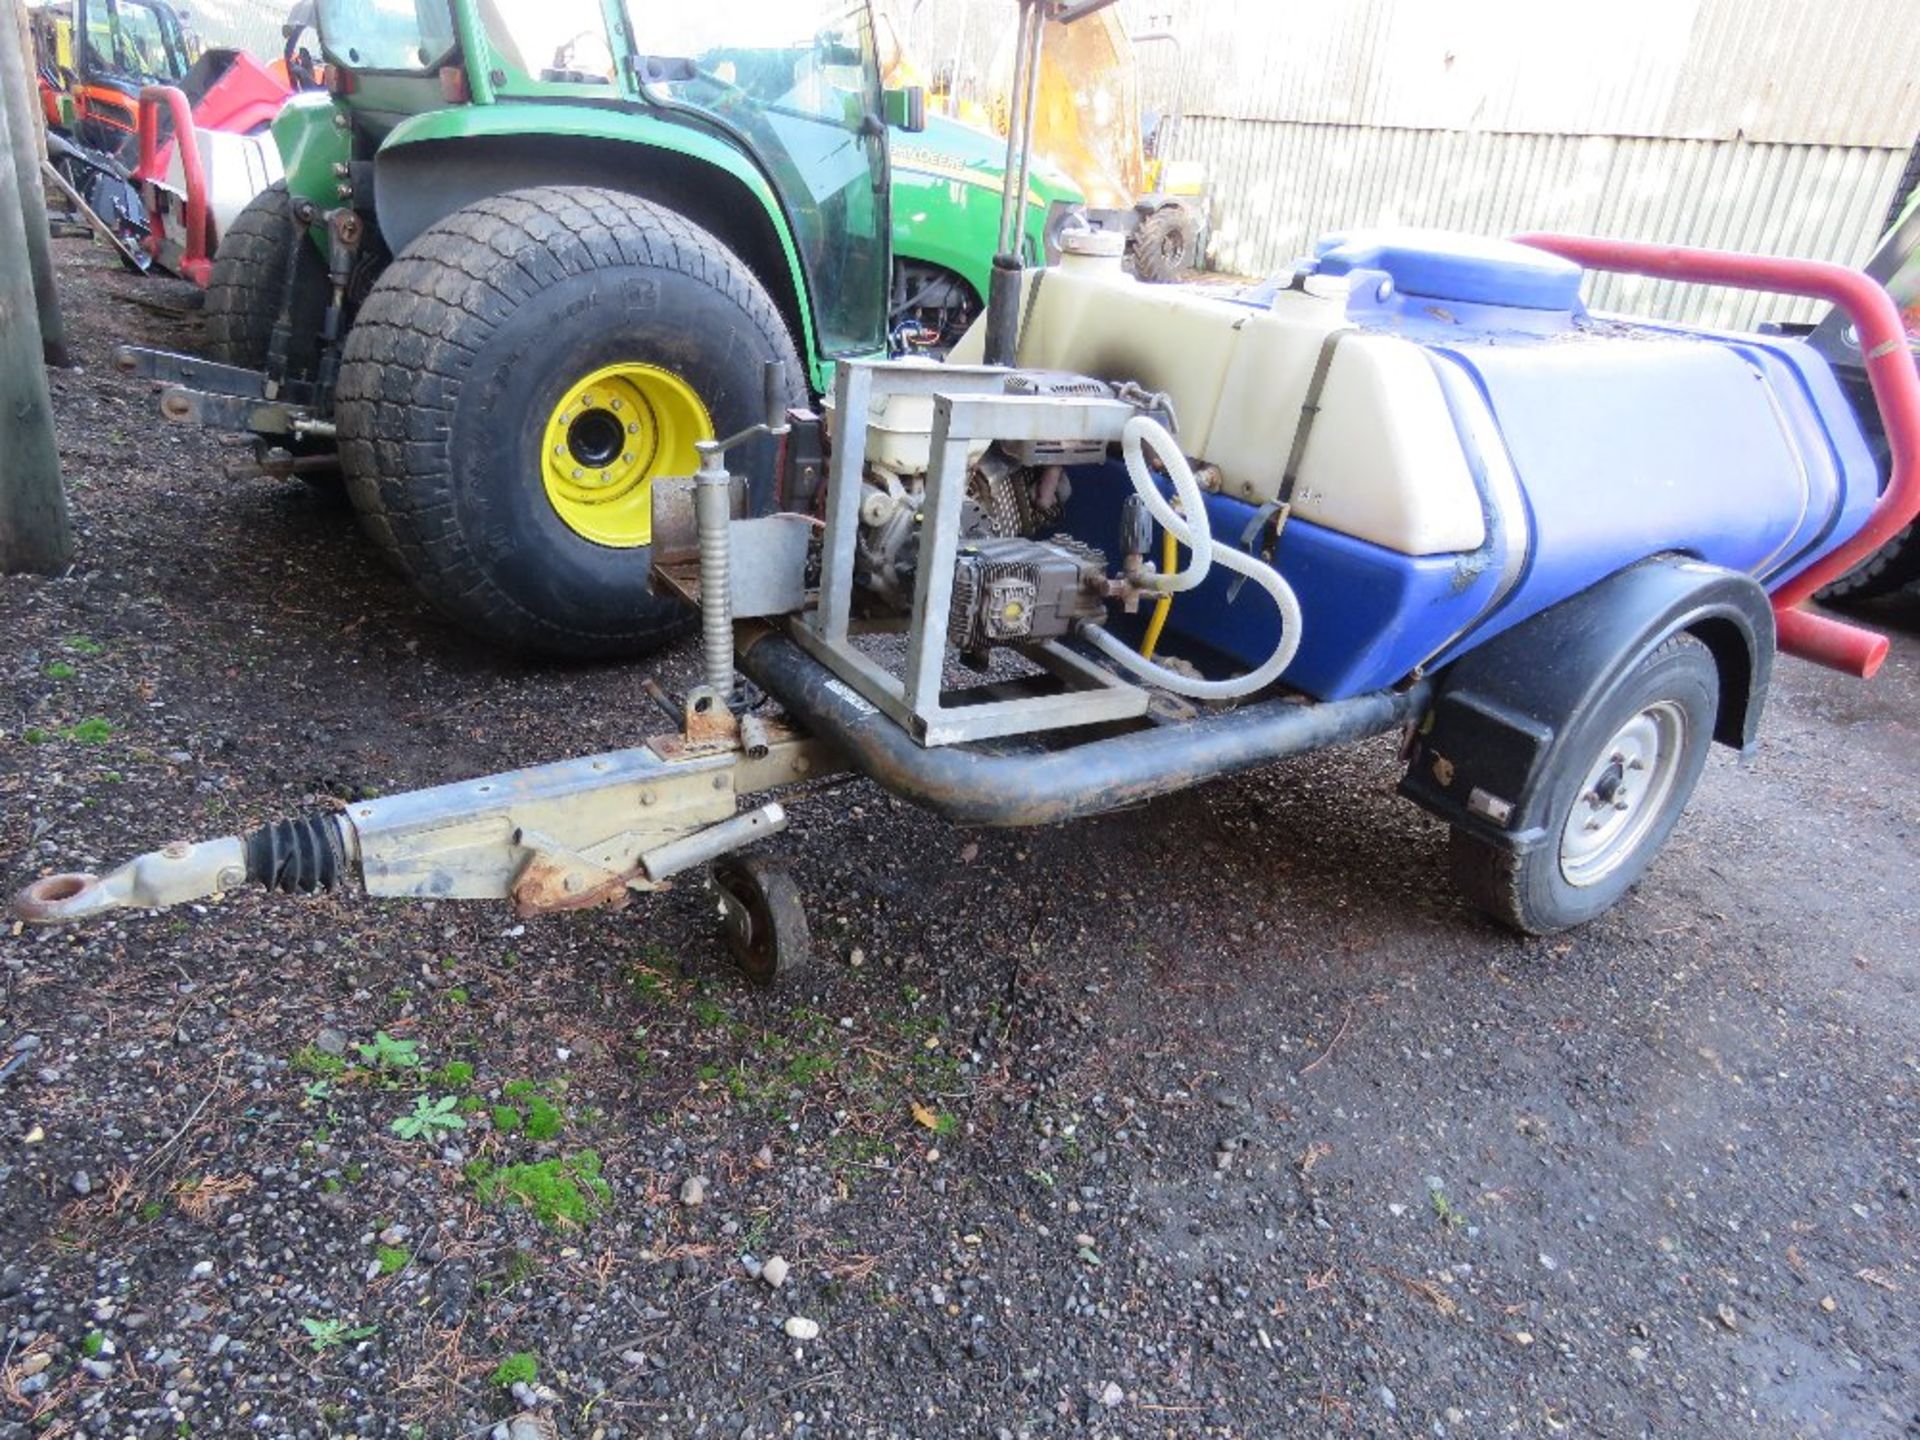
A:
1559;700;1688;888
538;362;712;549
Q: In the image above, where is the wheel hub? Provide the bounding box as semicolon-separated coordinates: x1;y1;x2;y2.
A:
1559;701;1688;887
539;363;713;549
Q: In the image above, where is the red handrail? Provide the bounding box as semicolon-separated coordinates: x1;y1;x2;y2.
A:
1515;232;1920;679
134;85;211;288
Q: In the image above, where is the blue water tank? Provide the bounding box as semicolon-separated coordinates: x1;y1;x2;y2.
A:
1314;230;1584;312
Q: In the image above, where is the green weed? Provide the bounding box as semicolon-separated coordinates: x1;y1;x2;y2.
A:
489;1352;539;1389
374;1245;412;1276
301;1317;376;1352
356;1032;421;1071
468;1151;609;1229
390;1095;465;1142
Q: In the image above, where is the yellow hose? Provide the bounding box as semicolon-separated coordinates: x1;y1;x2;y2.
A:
1139;522;1178;659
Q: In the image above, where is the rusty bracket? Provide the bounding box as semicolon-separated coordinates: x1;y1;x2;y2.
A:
508;826;646;917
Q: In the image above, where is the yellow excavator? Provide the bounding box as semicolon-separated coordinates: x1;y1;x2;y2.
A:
979;6;1207;281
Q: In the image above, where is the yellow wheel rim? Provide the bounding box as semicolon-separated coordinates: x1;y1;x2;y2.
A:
539;362;712;549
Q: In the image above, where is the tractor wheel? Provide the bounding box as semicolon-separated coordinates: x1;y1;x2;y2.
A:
202;181;330;377
1130;204;1199;283
203;182;343;500
335;187;804;659
1449;634;1719;935
1814;519;1920;604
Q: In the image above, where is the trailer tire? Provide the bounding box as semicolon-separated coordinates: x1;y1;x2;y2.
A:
1450;634;1718;935
336;187;804;659
1130;204;1198;283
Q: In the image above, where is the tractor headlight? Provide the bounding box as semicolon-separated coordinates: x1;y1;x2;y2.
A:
1043;200;1091;266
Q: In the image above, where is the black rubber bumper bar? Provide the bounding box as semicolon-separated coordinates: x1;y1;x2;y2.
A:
740;633;1433;828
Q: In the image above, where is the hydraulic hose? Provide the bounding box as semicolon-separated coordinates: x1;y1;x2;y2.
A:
1140;522;1178;659
1080;416;1304;700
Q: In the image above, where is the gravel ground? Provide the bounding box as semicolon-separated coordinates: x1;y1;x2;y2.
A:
2;240;1917;1440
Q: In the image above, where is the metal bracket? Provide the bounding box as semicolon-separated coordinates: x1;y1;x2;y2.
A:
799;360;1153;746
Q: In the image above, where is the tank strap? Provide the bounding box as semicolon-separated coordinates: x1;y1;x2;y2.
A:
1228;326;1352;602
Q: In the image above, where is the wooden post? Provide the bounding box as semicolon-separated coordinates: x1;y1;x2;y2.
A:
0;0;69;367
10;0;48;161
0;89;74;575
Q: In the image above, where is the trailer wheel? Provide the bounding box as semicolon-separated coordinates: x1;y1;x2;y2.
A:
1131;204;1198;283
713;855;810;987
1450;634;1718;934
336;187;803;658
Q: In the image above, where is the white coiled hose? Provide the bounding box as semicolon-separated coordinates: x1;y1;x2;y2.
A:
1079;415;1304;700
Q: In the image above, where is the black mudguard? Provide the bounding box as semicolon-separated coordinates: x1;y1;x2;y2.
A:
1399;558;1775;854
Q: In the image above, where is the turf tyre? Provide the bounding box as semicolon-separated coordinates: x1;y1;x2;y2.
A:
1130;204;1198;283
202;181;330;376
1814;519;1920;603
335;187;804;658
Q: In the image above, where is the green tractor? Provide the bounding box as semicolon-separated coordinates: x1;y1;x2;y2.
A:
126;0;1082;657
1810;144;1920;602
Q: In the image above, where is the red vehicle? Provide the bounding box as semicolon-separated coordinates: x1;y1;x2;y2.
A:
33;0;293;281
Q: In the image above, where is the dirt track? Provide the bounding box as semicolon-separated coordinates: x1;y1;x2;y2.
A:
2;240;1917;1439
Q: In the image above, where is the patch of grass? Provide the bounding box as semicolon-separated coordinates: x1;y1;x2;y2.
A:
690;996;728;1029
80;1330;106;1357
429;1061;475;1089
45;660;75;679
66;717;114;744
502;1250;537;1289
374;1245;411;1276
495;1079;566;1140
445;987;470;1006
489;1352;539;1389
522;1095;563;1141
22;727;54;744
64;635;105;655
1431;1187;1465;1229
291;1046;347;1078
137;1200;165;1222
468;1151;609;1230
786;1050;839;1087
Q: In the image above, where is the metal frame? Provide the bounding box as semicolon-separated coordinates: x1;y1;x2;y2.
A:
796;360;1151;746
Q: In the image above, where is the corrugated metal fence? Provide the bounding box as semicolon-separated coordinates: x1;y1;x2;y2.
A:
182;0;1920;329
186;0;288;63
1163;0;1920;329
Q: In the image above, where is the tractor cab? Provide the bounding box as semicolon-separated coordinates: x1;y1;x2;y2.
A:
31;0;195;149
312;0;895;357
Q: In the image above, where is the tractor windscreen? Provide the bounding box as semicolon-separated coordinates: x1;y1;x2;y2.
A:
632;0;890;357
317;0;456;71
83;0;192;83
